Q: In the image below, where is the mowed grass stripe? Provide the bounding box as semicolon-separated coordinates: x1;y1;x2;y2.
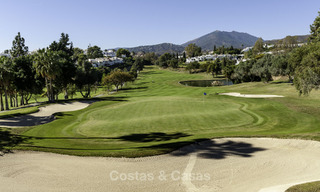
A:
76;97;253;137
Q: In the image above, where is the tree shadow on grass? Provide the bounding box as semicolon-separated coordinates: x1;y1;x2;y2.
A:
120;87;148;91
134;82;148;86
71;96;128;102
0;115;55;127
141;139;266;159
141;71;160;75
118;132;191;142
0;129;29;156
30;132;190;142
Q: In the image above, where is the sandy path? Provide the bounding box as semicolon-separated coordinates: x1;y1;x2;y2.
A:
1;138;320;192
219;92;284;98
0;101;93;128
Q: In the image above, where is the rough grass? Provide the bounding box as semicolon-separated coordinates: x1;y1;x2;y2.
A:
2;66;320;157
285;181;320;192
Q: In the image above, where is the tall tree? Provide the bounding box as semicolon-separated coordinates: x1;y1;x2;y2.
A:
288;10;320;95
232;60;259;83
49;33;76;99
10;32;28;58
102;70;134;92
142;52;158;65
13;55;44;105
252;38;264;55
157;53;174;68
185;43;202;58
34;49;62;102
0;57;14;110
207;59;222;77
132;57;146;72
87;45;103;59
310;10;320;42
222;60;236;85
270;54;291;79
9;32;27;107
290;42;320;95
74;53;99;98
186;61;200;74
116;48;131;58
250;54;273;82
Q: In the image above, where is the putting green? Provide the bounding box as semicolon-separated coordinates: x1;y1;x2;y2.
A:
74;97;257;137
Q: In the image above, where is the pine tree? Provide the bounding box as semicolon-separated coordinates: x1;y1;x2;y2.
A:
10;32;28;58
310;11;320;42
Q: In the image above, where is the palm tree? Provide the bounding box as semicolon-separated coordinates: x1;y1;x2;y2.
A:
33;49;62;102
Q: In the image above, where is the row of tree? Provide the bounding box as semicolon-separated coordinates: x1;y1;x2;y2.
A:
234;10;320;95
0;33;145;111
0;33;43;110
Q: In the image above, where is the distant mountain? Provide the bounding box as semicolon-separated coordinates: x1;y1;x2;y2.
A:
116;31;260;54
126;43;185;55
265;35;310;44
181;30;259;50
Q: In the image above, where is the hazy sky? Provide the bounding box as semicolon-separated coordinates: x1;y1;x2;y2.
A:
1;0;320;52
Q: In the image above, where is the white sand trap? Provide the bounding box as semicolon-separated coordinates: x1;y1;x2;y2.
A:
1;138;320;192
0;101;93;127
220;92;284;98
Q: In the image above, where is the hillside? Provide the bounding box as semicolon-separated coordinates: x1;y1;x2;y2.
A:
181;30;259;50
126;43;185;55
117;31;309;54
265;35;310;44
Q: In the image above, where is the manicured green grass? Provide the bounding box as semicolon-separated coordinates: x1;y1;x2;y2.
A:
0;106;39;119
3;66;320;157
285;181;320;192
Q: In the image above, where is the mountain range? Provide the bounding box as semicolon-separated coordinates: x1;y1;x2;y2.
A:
264;35;310;44
126;43;184;55
120;31;308;55
181;30;258;50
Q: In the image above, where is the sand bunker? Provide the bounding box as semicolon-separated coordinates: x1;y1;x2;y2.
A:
1;138;320;192
0;101;93;127
219;92;284;98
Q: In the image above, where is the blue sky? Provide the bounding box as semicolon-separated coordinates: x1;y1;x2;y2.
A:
1;0;320;52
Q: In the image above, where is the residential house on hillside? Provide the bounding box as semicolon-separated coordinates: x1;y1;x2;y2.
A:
241;47;253;52
186;54;238;63
103;50;116;57
89;57;123;67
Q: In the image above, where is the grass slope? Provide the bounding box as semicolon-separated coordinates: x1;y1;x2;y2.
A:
3;66;320;157
286;181;320;192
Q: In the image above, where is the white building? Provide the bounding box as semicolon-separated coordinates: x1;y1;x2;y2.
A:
103;50;116;57
186;54;238;63
89;57;124;67
241;47;253;52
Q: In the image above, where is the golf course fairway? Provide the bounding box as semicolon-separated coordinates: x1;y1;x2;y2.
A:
6;66;320;157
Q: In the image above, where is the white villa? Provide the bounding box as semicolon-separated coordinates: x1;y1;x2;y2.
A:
186;54;238;63
89;57;124;67
103;50;116;57
241;47;253;52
